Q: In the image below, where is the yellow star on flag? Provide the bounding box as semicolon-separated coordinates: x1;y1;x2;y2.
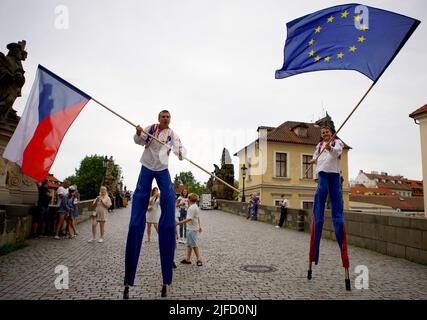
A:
337;52;344;59
315;26;321;33
358;36;366;43
354;15;361;21
341;11;349;18
314;55;321;62
309;50;315;57
324;56;331;62
308;39;315;46
359;25;368;31
327;16;334;23
349;45;357;52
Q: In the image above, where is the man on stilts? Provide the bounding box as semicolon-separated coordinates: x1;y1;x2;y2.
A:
123;110;184;299
307;115;350;290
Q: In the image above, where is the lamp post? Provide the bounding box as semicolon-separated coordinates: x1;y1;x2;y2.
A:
241;164;247;202
101;156;108;185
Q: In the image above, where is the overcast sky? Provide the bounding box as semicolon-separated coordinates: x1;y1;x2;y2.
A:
1;0;426;190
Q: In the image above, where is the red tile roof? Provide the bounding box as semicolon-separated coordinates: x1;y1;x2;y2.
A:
350;195;424;211
363;172;421;191
265;121;350;148
46;174;61;189
409;104;427;118
376;182;412;191
350;185;396;196
235;120;351;155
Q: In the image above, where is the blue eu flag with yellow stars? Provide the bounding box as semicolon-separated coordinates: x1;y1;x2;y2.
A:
275;3;420;82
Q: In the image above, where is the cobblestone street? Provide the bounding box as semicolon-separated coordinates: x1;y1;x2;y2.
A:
1;204;426;300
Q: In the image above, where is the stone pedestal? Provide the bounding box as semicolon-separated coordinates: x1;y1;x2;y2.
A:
0;117;38;205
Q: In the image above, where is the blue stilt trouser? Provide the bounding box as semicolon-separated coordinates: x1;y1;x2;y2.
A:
124;166;176;286
309;172;349;268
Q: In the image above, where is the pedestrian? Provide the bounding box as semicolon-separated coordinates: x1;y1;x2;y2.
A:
68;185;80;237
176;193;203;266
250;193;260;220
108;191;115;212
123;110;184;299
32;179;52;237
88;186;112;243
65;188;77;239
55;180;69;237
176;188;189;243
307;118;350;290
146;187;160;242
54;188;73;240
115;188;122;209
246;194;253;219
276;195;289;228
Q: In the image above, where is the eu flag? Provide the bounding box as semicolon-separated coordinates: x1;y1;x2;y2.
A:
275;4;420;82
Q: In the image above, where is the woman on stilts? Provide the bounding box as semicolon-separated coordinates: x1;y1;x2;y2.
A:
307;115;351;291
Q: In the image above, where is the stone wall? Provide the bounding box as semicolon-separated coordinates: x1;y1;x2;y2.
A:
217;199;427;265
0;200;95;247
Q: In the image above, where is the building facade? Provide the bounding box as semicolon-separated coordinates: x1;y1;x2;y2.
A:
354;170;423;198
234;121;350;210
410;103;427;217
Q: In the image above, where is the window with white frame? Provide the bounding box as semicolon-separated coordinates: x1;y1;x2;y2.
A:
302;201;314;210
275;152;288;177
302;154;313;179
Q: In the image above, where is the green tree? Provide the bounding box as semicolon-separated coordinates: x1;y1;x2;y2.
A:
173;171;208;195
232;180;239;201
65;155;121;200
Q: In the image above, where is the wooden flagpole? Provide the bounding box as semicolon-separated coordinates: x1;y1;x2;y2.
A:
91;97;240;194
304;82;376;176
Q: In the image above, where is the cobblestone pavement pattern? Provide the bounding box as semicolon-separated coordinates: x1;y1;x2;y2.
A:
1;205;426;299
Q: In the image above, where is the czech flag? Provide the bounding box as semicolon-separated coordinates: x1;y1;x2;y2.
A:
3;65;91;181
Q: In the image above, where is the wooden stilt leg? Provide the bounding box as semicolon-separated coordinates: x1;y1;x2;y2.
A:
307;262;312;280
345;268;351;291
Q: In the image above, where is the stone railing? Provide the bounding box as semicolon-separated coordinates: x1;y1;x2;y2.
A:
0;200;95;247
217;199;427;265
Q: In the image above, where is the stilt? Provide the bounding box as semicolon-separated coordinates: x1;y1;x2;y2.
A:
123;285;129;300
307;262;312;280
345;268;351;291
161;284;167;297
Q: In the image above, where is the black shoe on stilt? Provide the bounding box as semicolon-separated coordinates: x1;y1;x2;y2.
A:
344;268;351;291
307;261;313;280
123;286;129;300
345;279;351;291
161;285;167;297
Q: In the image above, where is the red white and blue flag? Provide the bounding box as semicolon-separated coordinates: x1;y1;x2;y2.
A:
3;65;91;181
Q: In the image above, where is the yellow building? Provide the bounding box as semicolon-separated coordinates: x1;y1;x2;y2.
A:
234;121;350;210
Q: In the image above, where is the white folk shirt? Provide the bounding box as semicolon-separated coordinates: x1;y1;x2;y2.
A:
134;124;183;172
313;139;343;174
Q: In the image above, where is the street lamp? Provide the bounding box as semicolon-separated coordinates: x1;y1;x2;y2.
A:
101;156;108;185
241;164;247;202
